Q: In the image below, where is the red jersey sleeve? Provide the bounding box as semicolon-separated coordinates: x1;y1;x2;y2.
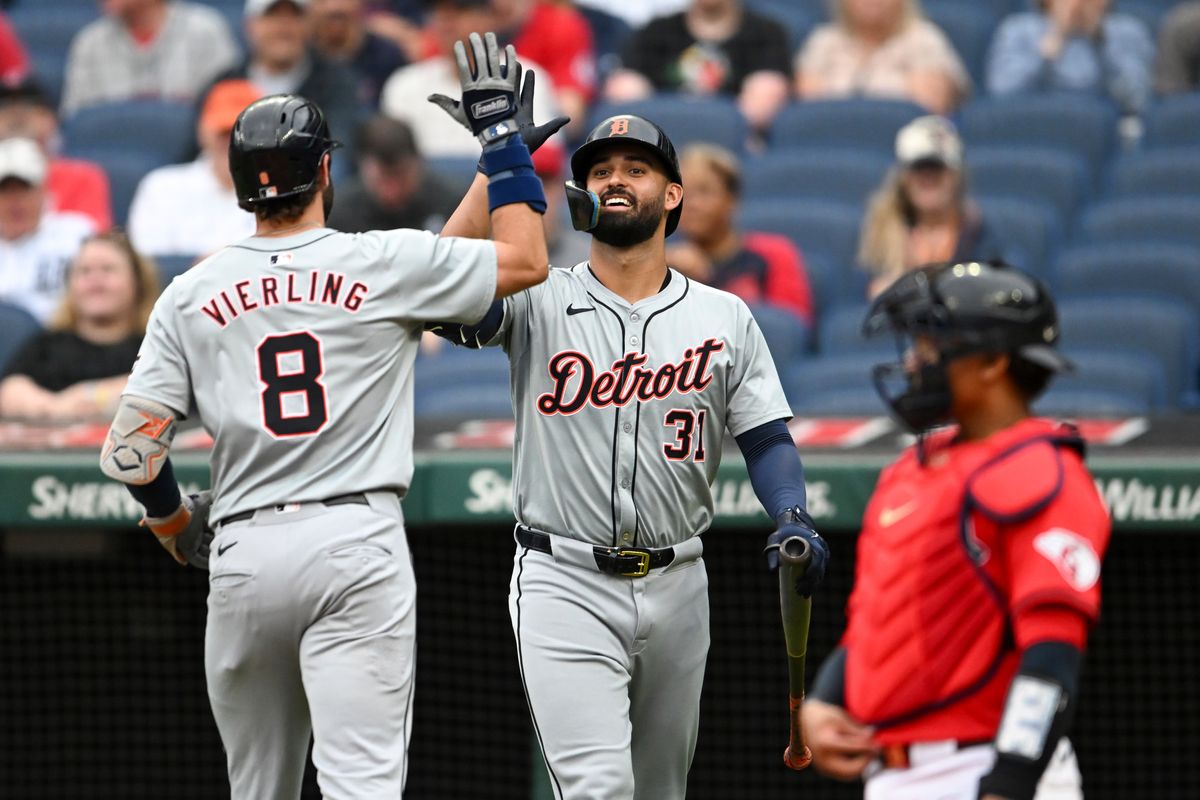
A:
1000;453;1110;624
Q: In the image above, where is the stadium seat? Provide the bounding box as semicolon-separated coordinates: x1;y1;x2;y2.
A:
153;254;199;288
1077;198;1200;250
576;7;632;79
741;0;817;49
1033;387;1150;417
1106;150;1200;199
1116;1;1171;36
1057;297;1198;405
770;99;926;155
742;149;890;207
7;7;99;55
0;302;41;376
748;304;812;370
923;3;997;87
959;95;1118;183
1144;93;1200;150
815;303;893;356
782;352;880;407
426;156;481;198
922;0;1019;23
790;386;887;416
414;346;511;389
1056;349;1171;411
1055;243;1200;316
738;199;860;278
586;96;749;155
976;196;1059;277
414;382;514;420
66;149;167;227
62;101;197;166
968;147;1087;223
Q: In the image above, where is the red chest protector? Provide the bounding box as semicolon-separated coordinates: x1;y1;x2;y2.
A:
843;419;1092;740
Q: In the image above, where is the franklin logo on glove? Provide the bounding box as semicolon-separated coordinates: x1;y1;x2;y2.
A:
471;97;511;119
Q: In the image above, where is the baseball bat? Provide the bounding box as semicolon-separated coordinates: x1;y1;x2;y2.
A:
778;535;814;771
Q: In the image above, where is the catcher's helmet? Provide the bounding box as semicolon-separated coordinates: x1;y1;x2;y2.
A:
568;114;683;235
863;261;1072;431
229;94;341;211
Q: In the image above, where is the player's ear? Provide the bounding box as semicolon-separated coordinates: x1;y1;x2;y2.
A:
664;181;683;213
320;153;332;185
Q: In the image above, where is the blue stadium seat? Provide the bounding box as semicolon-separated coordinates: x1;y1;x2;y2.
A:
790;386;887;416
816;304;893;356
748;304;812;370
741;0;818;49
968;147;1087;223
1116;2;1170;36
1057;297;1198;405
922;0;1020;23
742;150;890;207
976;196;1059;277
586;96;749;155
414;346;511;389
1077;198;1200;250
923;3;997;87
62;101;197;166
959;95;1118;184
1055;243;1200;315
1106;150;1200;199
770;99;926;155
414;382;514;420
1056;349;1171;411
1033;387;1150;417
8;7;98;54
1142;93;1200;150
153;254;199;288
738;199;860;277
576;7;632;79
782;352;880;407
0;302;42;376
67;149;166;227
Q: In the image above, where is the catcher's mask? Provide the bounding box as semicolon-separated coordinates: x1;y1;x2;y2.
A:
862;261;1073;433
565;113;683;235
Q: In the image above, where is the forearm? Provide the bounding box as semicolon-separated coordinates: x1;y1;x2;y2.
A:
736;418;807;518
0;375;57;418
440;172;491;240
810;645;847;707
738;71;789;131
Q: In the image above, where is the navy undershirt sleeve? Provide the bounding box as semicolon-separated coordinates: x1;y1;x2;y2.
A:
735;418;807;519
125;458;183;518
425;299;505;349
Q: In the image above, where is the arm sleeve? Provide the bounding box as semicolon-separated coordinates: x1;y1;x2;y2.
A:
725;301;793;436
986;14;1053;96
368;229;498;324
123;283;193;417
126;458;183;518
735;418;806;518
809;645;848;706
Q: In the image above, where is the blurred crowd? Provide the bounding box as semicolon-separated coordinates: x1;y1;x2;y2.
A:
0;0;1198;422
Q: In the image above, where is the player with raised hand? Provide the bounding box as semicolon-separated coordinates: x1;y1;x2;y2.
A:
427;79;828;795
98;33;548;800
803;262;1110;800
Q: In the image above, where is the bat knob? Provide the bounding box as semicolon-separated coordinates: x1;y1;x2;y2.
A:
783;744;813;771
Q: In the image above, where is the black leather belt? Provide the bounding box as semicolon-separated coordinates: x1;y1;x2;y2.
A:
217;492;370;527
516;525;675;578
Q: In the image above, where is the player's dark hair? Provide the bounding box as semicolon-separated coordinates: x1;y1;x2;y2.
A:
1007;355;1055;401
253;184;320;224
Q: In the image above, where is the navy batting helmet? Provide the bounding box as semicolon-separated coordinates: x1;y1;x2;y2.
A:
567;114;683;236
229;94;341;211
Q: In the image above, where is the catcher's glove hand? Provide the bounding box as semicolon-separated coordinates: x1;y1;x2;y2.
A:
764;506;828;597
143;491;214;569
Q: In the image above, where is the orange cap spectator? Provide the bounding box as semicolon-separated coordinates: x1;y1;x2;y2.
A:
200;80;264;135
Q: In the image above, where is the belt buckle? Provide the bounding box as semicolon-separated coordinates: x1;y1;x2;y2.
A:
617;549;651;578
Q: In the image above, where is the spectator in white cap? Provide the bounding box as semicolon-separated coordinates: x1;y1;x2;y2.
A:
61;0;241;114
857;116;1003;299
0;138;95;323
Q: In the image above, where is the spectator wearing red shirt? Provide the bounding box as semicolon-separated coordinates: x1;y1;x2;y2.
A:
493;0;596;137
0;81;112;231
666;143;813;324
0;12;30;84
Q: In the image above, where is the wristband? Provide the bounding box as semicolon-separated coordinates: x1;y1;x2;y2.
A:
482;135;546;214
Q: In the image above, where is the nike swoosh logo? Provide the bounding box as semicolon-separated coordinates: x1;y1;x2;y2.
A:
566;305;595;316
217;542;238;556
878;501;918;528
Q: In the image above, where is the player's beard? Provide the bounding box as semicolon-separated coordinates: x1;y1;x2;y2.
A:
321;181;335;218
591;192;665;248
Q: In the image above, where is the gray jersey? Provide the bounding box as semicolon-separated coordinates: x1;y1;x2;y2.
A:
493;263;791;549
126;227;496;522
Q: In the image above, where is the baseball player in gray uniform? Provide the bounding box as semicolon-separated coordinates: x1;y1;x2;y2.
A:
99;35;550;800
430;102;831;798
